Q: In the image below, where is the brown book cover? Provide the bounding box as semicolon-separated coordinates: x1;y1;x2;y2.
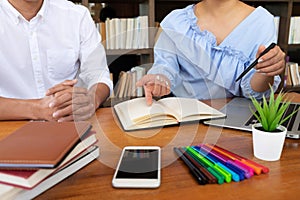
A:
0;121;92;169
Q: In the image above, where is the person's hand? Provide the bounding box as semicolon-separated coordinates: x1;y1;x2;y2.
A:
51;87;96;122
46;79;78;98
255;45;285;76
33;95;58;121
136;74;171;105
46;79;96;121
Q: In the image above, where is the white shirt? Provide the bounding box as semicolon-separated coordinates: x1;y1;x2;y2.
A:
0;0;112;99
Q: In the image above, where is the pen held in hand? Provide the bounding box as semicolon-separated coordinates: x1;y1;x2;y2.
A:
235;43;276;82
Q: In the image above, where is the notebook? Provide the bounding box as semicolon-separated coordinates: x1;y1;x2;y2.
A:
0;121;92;169
204;97;300;139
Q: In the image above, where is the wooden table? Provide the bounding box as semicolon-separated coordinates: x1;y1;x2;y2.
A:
1;95;300;200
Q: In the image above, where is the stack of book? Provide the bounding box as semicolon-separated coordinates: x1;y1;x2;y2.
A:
96;16;149;50
0;121;99;199
114;66;146;98
174;144;269;185
285;62;300;87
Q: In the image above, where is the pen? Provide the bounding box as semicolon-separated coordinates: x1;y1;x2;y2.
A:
178;147;217;184
174;147;207;185
235;43;276;82
203;144;254;179
206;144;269;174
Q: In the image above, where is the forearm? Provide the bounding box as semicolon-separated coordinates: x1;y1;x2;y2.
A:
0;97;40;120
90;83;110;109
250;72;274;92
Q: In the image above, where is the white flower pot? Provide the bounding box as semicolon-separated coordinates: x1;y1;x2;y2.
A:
252;123;287;161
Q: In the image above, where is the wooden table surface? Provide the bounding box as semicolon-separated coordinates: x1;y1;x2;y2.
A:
1;95;300;200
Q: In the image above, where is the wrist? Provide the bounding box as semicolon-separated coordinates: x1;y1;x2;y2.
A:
251;73;274;92
90;83;110;109
30;99;43;120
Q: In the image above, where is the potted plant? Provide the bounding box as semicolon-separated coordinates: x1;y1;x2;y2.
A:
249;87;298;161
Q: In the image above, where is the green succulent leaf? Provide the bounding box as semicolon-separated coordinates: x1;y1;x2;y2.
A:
249;86;298;132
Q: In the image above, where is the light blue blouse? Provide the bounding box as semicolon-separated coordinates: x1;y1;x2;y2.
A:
148;5;281;100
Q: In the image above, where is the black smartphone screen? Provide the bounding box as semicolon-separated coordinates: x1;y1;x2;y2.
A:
116;149;159;179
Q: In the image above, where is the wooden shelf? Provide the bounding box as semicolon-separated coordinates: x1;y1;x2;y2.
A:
288;44;300;51
283;85;300;93
105;48;153;56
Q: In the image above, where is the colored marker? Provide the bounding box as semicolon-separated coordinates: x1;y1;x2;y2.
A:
198;144;245;181
207;144;269;174
203;144;254;179
206;144;268;175
194;146;241;182
178;147;217;184
186;147;232;183
174;147;207;185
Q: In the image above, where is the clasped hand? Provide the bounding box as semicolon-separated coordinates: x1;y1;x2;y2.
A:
40;79;95;122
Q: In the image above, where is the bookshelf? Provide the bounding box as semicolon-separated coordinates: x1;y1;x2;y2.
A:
76;0;300;92
74;0;155;56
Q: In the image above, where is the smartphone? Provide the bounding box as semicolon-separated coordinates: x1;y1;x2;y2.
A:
112;146;161;188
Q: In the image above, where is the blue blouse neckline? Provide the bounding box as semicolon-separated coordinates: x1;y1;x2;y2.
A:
188;4;263;47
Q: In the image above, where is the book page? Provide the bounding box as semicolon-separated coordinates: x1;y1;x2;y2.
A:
158;97;225;122
114;98;178;130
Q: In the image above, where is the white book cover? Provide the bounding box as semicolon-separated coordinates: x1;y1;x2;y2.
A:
288;62;300;86
125;18;134;49
105;19;110;49
288;17;295;44
294;17;300;44
137;16;148;49
133;66;146;97
114;18;121;49
142;16;149;48
130;69;137;97
132;17;140;49
273;16;280;43
109;18;116;50
120;18;127;49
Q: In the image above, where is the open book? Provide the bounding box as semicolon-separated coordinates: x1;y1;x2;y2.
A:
114;97;226;131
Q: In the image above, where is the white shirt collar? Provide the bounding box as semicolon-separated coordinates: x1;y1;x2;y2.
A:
1;0;48;24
